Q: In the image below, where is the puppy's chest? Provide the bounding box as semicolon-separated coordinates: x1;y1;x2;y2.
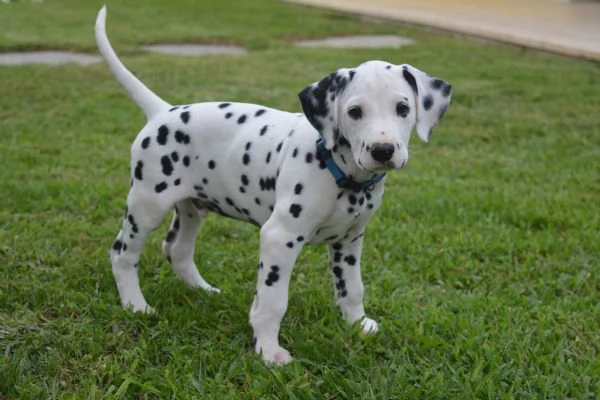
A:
310;188;382;244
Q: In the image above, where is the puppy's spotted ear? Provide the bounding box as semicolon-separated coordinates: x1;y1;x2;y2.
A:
298;69;351;150
400;64;452;142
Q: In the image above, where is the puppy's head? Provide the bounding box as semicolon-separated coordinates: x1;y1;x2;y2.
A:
299;61;452;171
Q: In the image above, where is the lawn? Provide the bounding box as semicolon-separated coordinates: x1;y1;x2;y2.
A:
1;0;599;398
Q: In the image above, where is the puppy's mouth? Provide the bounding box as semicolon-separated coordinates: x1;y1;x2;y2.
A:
363;159;406;172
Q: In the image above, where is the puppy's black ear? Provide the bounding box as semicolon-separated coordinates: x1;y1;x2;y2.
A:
400;64;452;142
298;69;351;150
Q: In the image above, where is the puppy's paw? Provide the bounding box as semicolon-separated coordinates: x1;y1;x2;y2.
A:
259;345;293;365
125;302;155;314
360;317;379;335
201;284;220;294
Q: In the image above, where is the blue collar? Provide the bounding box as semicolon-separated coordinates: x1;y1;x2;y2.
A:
316;138;386;192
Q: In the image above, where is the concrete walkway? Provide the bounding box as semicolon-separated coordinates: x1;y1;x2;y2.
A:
284;0;600;62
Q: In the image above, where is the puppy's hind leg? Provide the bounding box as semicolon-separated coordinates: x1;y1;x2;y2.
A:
162;199;220;293
111;189;171;313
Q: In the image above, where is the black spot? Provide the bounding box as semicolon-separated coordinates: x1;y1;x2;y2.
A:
305;152;313;163
112;240;123;252
218;102;231;109
241;174;249;185
292;148;299;158
348;70;355;81
183;156;190;167
208;160;216;169
245;142;252;151
165;229;177;243
174;178;181;186
358;197;364;205
169;106;180;112
348;194;357;205
351;233;364;243
334;252;342;263
402;67;418;95
333;243;343;251
237;114;247;124
385;65;392;70
254;197;261;205
225;197;235;206
423;95;434;111
225;112;233;119
252;336;257;351
255;109;266;117
259;177;276;191
338;136;350;148
180;111;190;124
175;130;190;144
155;182;168;193
442;83;452;98
294;183;303;195
157;125;169;145
242;208;250;216
203;177;208;184
134;161;144;181
171;151;179;162
259;125;268;136
431;79;444;90
127;214;139;233
265;265;280;286
289;204;302;218
336;279;346;290
239;186;246;193
265;152;272;164
122;243;128;252
297;236;304;242
141;137;150;149
286;242;294;248
348;207;355;214
276;142;283;153
243;153;250;165
344;255;357;266
333;266;343;278
161;155;174;176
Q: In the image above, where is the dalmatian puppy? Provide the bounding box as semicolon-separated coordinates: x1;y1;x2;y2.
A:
95;6;452;365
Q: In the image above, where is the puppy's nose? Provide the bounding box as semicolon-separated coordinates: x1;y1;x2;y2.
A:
370;143;395;163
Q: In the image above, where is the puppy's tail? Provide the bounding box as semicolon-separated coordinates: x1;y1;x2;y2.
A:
95;5;171;120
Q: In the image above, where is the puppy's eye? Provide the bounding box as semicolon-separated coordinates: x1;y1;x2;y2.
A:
347;106;363;120
396;102;410;117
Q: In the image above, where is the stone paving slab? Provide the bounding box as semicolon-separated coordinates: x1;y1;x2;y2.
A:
141;44;247;56
294;35;414;48
0;51;101;66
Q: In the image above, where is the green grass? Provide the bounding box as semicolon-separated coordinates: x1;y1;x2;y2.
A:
1;0;599;398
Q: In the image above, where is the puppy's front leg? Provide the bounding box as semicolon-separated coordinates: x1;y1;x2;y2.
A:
250;214;306;365
329;234;379;334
